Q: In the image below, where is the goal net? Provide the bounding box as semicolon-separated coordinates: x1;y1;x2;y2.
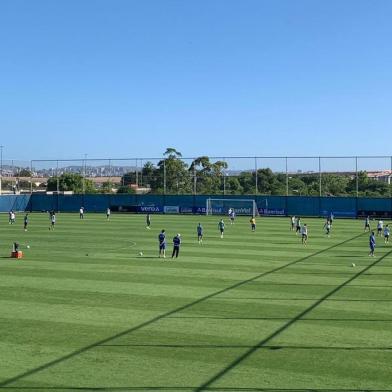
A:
206;198;259;216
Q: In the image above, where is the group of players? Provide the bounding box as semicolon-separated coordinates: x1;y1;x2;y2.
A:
289;213;390;255
364;216;390;257
155;208;253;259
8;210;30;231
290;215;310;245
6;207;390;259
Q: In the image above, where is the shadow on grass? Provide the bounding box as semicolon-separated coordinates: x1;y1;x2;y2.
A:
0;232;370;389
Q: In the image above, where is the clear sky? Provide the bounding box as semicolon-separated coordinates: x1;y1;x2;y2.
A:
1;0;391;161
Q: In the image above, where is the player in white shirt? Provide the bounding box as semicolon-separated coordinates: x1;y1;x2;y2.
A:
324;219;331;237
364;216;371;232
229;210;236;224
290;216;296;231
301;224;308;245
49;211;56;230
384;224;390;244
106;207;111;220
377;220;383;236
295;217;301;234
79;207;84;219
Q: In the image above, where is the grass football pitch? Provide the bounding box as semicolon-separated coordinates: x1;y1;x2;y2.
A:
0;213;391;391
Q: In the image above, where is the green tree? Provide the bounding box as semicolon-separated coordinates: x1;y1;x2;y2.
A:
18;168;32;177
345;171;389;196
47;173;96;193
321;174;350;196
121;172;137;186
116;185;136;194
288;176;307;195
141;161;162;192
238;171;255;194
252;168;286;195
164;147;182;159
100;181;115;193
190;156;228;194
224;176;244;194
158;148;192;194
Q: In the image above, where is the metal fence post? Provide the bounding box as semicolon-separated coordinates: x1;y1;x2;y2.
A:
30;160;33;194
319;156;322;197
140;159;143;188
390;156;392;198
255;157;258;195
390;156;392;214
193;163;196;195
0;145;3;195
163;159;166;195
56;160;59;194
355;156;359;197
135;158;138;188
108;159;112;193
285;157;288;196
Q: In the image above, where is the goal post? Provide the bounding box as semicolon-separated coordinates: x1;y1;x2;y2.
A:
206;198;259;216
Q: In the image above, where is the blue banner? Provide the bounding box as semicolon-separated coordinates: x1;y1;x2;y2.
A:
259;208;286;216
164;205;180;214
320;210;356;218
138;205;163;213
180;206;194;214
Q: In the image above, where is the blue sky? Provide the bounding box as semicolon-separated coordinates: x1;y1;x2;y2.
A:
0;0;391;161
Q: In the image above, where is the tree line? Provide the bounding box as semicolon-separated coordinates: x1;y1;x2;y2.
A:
37;148;391;197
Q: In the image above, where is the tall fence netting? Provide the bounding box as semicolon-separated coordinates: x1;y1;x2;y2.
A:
0;156;390;197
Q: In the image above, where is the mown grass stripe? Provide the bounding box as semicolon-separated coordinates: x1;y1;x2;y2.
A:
0;231;364;388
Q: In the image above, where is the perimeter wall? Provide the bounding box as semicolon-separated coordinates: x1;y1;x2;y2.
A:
1;194;391;218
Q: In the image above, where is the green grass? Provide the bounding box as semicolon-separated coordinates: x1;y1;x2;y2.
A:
0;212;391;391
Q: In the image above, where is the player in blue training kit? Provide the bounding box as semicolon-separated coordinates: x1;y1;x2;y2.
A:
172;234;181;258
369;231;376;257
158;229;166;258
197;223;203;244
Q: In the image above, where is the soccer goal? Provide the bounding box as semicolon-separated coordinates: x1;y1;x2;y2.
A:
206;198;259;216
